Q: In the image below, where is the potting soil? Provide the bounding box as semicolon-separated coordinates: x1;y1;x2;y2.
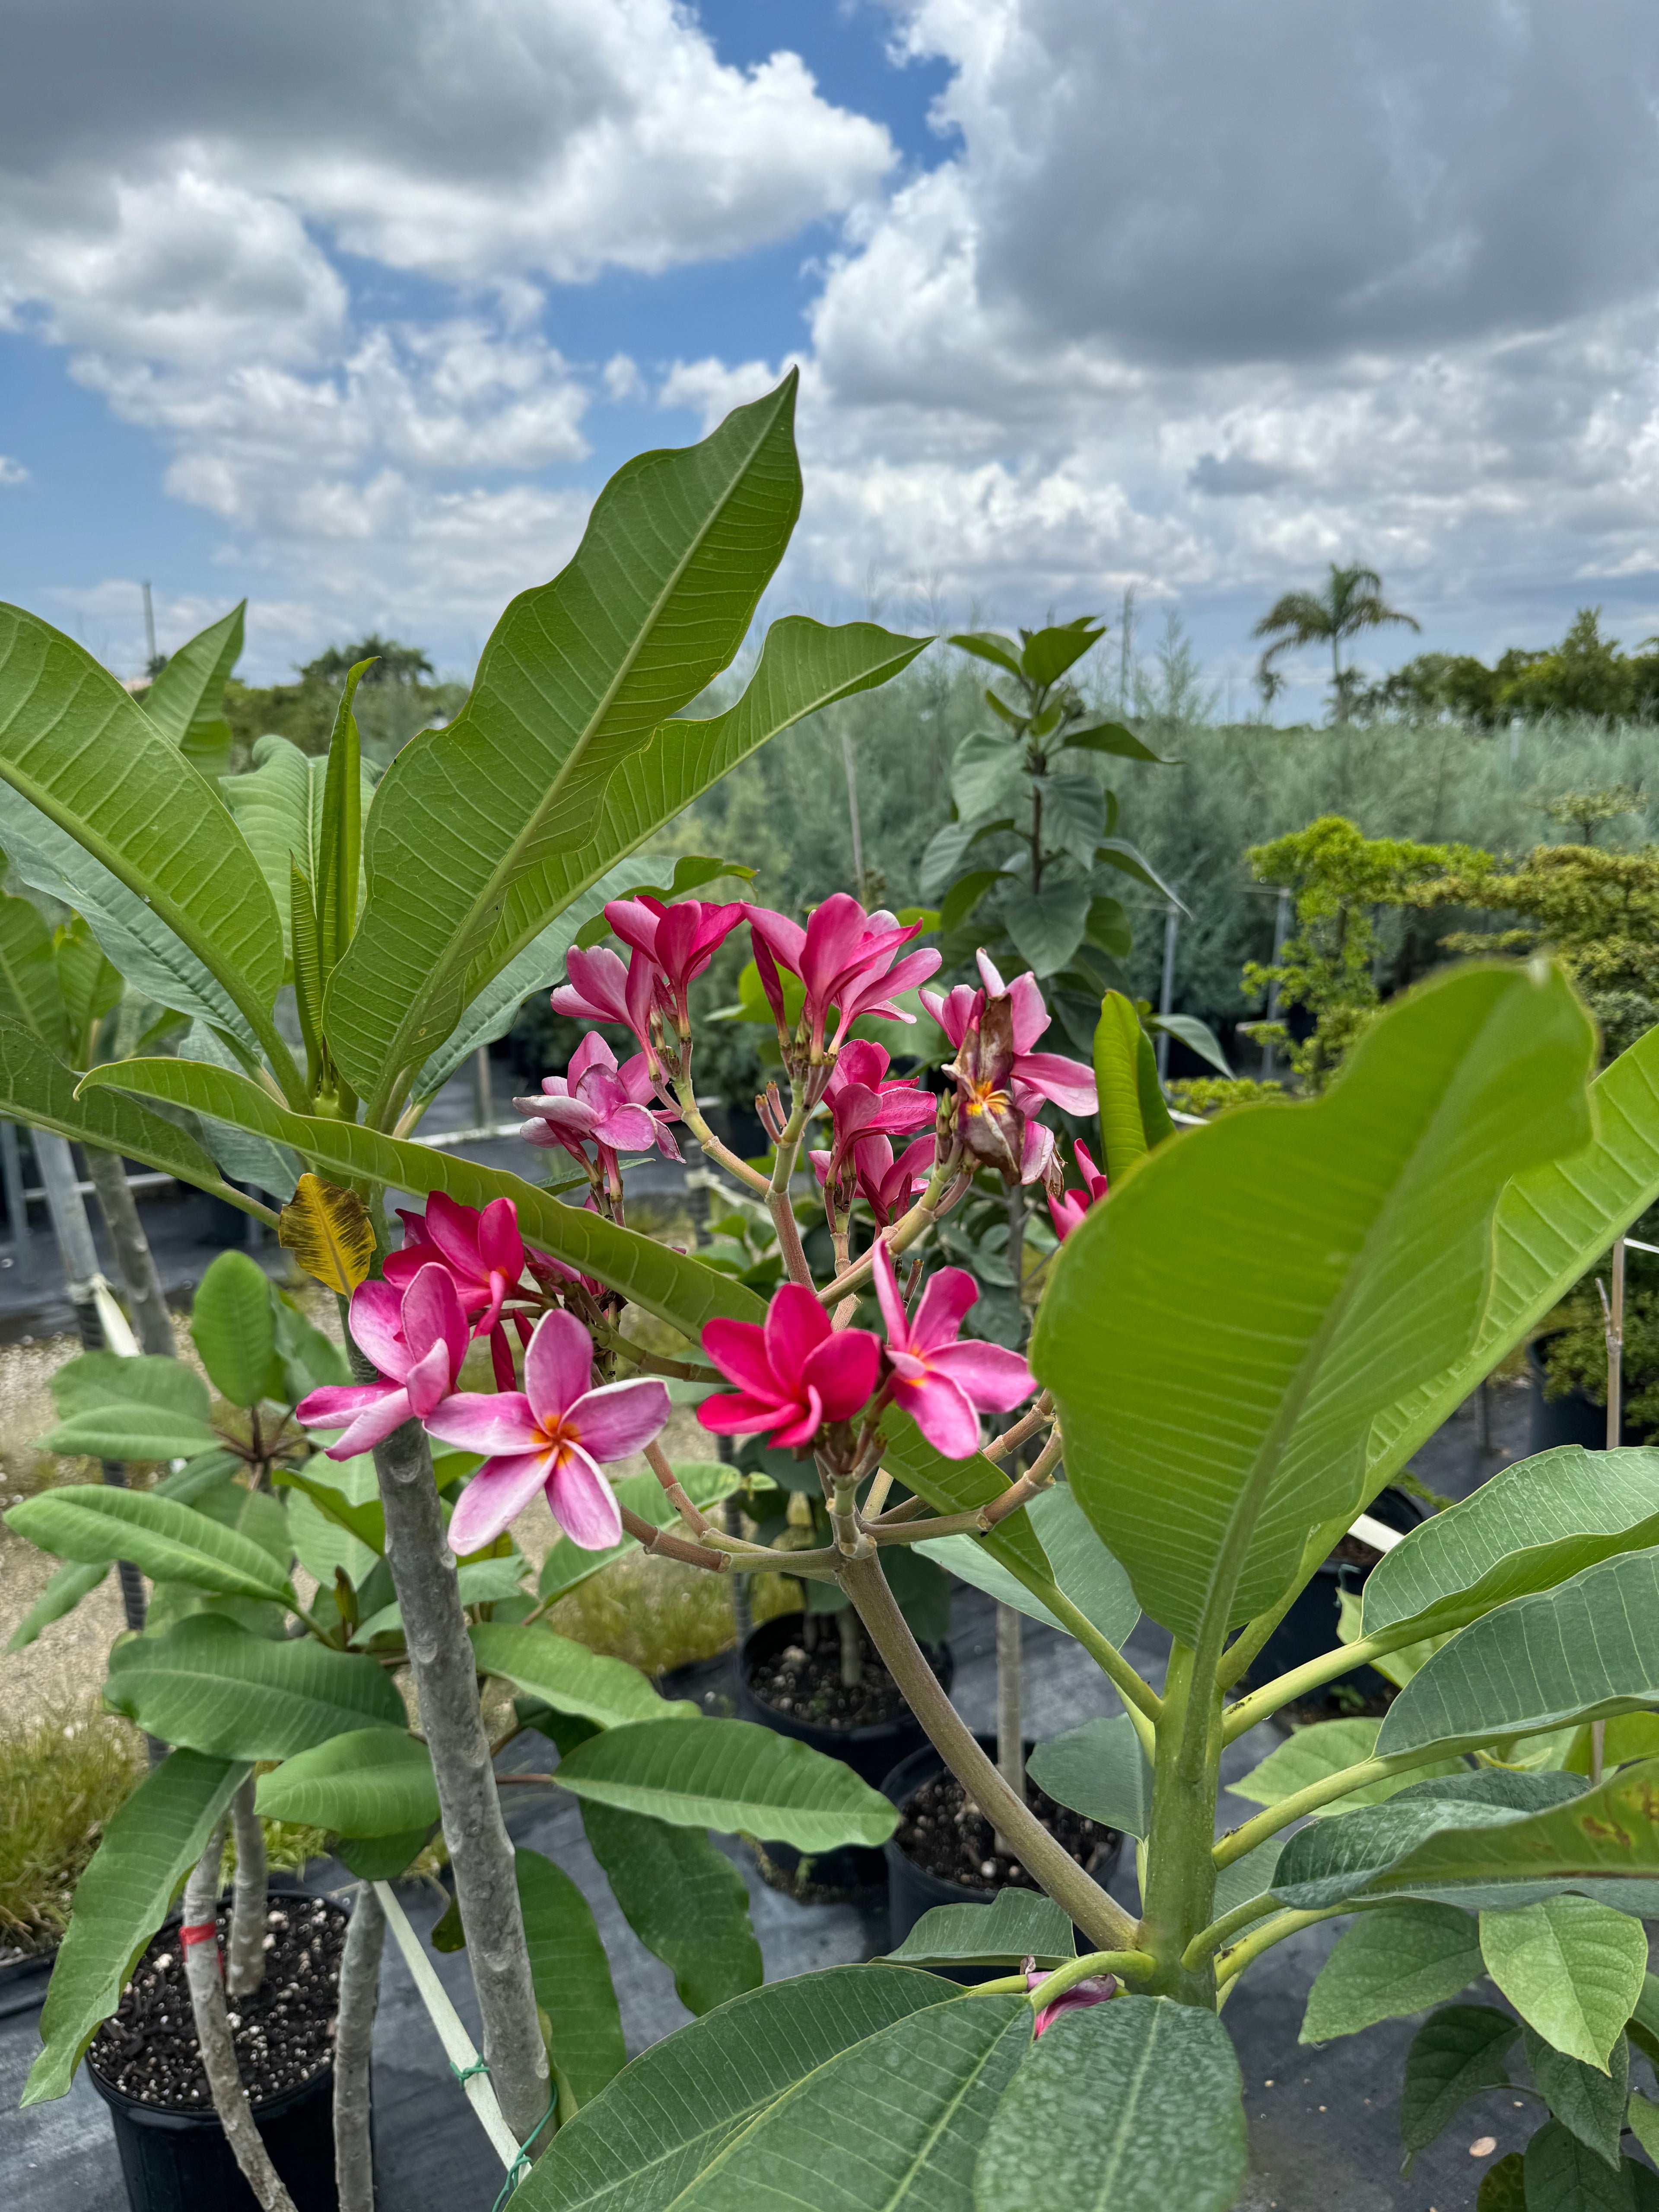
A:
896;1768;1106;1890
746;1635;909;1729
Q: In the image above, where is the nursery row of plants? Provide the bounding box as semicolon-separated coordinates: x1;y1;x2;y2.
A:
6;375;1659;2209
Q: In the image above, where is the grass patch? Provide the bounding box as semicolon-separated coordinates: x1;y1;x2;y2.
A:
0;1697;146;1955
550;1551;800;1676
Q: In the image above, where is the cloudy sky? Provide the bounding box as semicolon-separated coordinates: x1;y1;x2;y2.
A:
4;0;1659;708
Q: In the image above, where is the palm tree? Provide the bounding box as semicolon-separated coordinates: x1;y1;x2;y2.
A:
1253;564;1420;721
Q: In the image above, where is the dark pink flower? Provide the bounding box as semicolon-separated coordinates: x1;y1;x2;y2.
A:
423;1309;669;1552
298;1265;467;1459
385;1192;527;1336
516;1035;681;1176
1026;1969;1117;2035
871;1240;1033;1458
604;896;746;1036
747;894;941;1057
813;1041;937;1209
551;943;660;1062
812;1131;936;1229
698;1284;882;1449
922;950;1097;1116
1048;1139;1109;1242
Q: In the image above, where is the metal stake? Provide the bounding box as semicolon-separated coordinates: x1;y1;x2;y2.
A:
1592;1236;1626;1786
1155;902;1179;1081
0;1118;34;1284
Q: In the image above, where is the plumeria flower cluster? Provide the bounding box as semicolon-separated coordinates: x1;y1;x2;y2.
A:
924;951;1096;1188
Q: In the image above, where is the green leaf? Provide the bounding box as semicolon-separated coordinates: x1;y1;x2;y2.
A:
1300;1902;1481;2041
1270;1763;1659;1913
1035;963;1596;1642
336;1827;433;1881
183;1019;302;1197
102;1613;404;1757
1233;1716;1465;1816
275;1458;385;1564
518;1965;960;2212
1028;1715;1151;1837
919;815;1015;903
193;1479;290;1567
1094;835;1186;910
24;1748;248;2103
323;379;804;1102
41;1404;222;1462
254;1727;435;1835
1523;2121;1637;2210
916;1484;1138;1648
515;1847;627;2116
1020;619;1104;687
190;1249;279;1409
6;1485;293;1604
51;1351;211;1425
949;631;1025;679
1063;720;1166;763
1094;989;1152;1185
883;1889;1075;1971
1628;2088;1659;2165
1038;772;1107;869
950;730;1026;824
286;1481;378;1592
0;1013;222;1195
0;890;66;1052
1480;1896;1647;2071
1363;1447;1659;1647
973;1995;1246;2212
1399;2004;1519;2159
1525;2025;1629;2168
939;867;1004;935
0;604;283;1041
551;1717;898;1851
579;1803;760;2015
54;914;124;1059
470;1622;695;1729
6;1560;108;1653
1211;1837;1284;1926
317;664;369;981
357;1557;528;1642
138;603;243;775
1003;882;1091;979
221;733;372;967
1379;1548;1659;1761
1148;1011;1232;1077
1480;2151;1528;2209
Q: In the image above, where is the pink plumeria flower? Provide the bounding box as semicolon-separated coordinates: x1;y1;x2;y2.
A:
922;950;1097;1116
551;943;661;1062
297;1265;468;1459
812;1131;936;1229
604;896;746;1036
698;1283;882;1449
1048;1138;1110;1241
814;1041;937;1209
424;1309;669;1553
1026;1967;1117;2035
386;1192;528;1337
871;1240;1034;1458
747;894;941;1057
516;1034;681;1182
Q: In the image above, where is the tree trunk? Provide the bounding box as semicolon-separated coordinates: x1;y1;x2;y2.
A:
993;1601;1025;1855
226;1779;267;1998
86;1145;176;1354
333;1885;384;2212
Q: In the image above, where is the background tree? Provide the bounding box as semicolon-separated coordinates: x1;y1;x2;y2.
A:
1253;562;1420;721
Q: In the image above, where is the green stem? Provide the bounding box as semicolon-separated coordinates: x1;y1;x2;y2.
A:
1136;1641;1224;2005
1212;1745;1457;1867
1181;1892;1283;1971
1216;1904;1362;1987
1214;1523;1331;1693
1025;1949;1155;2015
995;1556;1160;1744
674;1087;771;1196
767;1098;814;1289
1222;1624;1430;1743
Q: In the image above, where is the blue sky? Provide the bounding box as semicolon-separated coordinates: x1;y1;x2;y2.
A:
4;1;1659;711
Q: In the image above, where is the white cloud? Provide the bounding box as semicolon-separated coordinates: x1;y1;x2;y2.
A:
0;457;28;487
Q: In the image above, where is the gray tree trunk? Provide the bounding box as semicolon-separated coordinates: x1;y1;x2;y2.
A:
226;1780;267;1998
333;1885;384;2212
85;1145;176;1354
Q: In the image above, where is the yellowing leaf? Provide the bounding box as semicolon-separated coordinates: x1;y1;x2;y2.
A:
279;1173;374;1292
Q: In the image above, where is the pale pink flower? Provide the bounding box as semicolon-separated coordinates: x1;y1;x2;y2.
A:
516;1034;681;1172
297;1265;467;1459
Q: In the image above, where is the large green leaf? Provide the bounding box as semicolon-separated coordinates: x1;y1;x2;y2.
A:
190;1249;280;1409
222;734;375;966
1300;1901;1481;2041
552;1717;898;1851
1027;1714;1152;1837
6;1559;108;1653
0;604;283;1039
1370;1023;1659;1493
102;1614;404;1758
1524;2026;1630;2167
138;603;243;774
353;1556;522;1643
0;890;67;1051
1480;1895;1646;2071
0;1014;222;1193
1034;964;1595;1641
51;1351;211;1425
324;378;805;1101
183;1020;302;1196
24;1749;248;2103
6;1485;294;1604
579;1802;761;2015
515;1847;627;2116
1270;1763;1659;1912
917;1484;1137;1642
973;1996;1247;2212
1233;1716;1464;1815
42;1402;221;1462
663;1993;1029;2211
1377;1548;1659;1759
883;1890;1076;1971
1399;2004;1519;2160
518;1965;957;2212
470;1623;696;1729
1524;2120;1639;2209
1363;1447;1659;1646
254;1727;435;1834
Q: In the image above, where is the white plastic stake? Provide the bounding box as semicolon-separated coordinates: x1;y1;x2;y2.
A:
371;1881;520;2172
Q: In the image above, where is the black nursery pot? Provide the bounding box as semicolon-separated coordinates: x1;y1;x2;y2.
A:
1527;1335;1641;1452
87;1882;349;2212
1240;1484;1426;1716
880;1734;1126;1964
737;1611;953;1895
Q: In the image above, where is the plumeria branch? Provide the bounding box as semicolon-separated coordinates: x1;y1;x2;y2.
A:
672;1087;772;1195
596;1332;720;1382
981;1391;1055;1463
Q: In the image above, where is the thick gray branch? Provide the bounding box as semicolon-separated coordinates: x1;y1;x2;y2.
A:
226;1779;267;1998
333;1885;384;2212
349;1334;547;2141
85;1145;177;1354
181;1822;297;2212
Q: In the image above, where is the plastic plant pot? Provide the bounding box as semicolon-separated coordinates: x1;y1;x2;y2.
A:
1527;1335;1641;1452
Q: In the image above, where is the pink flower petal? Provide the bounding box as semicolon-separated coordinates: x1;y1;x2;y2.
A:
560;945;630;1024
696;1390;794;1435
405;1338;456;1419
400;1262;469;1376
801;894;869;999
745;904;807;976
927;1338;1036;1411
701;1317;782;1400
770;1383;825;1449
347;1278;408;1379
523;1309;595;1425
836;1040;891;1092
976;949;1007;998
909;1266;979;1351
570;1376;670;1462
1020;1120;1056;1185
424;1192;486;1277
893;1370;982;1458
423;1390;542;1454
591;1101;660;1151
800;1327;882;1423
545;1443;623;1549
296;1382;392;1429
1006;972;1050;1055
870;1237;909;1346
603;899;661;964
1013;1052;1097;1116
763;1283;832;1389
329;1387;418;1458
922;984;980;1049
477;1198;523;1278
447;1452;551;1554
569;1031;619;1083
